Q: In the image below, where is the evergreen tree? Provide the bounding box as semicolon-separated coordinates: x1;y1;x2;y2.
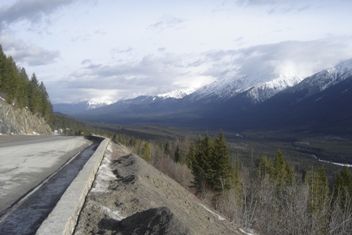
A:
1;56;19;103
307;167;330;233
0;45;6;91
187;141;196;168
256;156;274;180
164;141;171;156
28;73;41;114
141;142;152;162
174;145;182;163
285;163;295;186
274;150;286;189
17;68;29;108
0;46;54;125
191;134;213;191
334;167;352;210
212;131;234;191
38;81;53;121
190;132;234;193
272;150;295;189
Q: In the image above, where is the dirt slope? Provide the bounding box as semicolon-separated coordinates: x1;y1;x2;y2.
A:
74;142;243;235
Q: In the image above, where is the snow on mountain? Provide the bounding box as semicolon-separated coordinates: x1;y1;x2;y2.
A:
246;74;303;102
290;58;352;96
87;97;115;109
156;88;195;99
188;73;303;103
53;97;115;115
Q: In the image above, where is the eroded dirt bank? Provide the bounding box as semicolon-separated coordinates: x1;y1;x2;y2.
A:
74;142;242;235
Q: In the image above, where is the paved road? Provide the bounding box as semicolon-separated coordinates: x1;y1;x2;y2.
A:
0;136;92;213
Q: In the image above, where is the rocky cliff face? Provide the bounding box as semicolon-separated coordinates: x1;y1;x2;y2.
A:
0;98;52;135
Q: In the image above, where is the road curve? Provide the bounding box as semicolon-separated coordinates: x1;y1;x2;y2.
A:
0;136;92;213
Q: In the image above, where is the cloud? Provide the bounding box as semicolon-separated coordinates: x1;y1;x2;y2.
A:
111;47;133;55
1;32;59;66
48;86;120;104
235;0;315;13
148;15;186;32
53;51;215;102
63;53;191;88
0;0;77;28
53;37;352;102
203;37;352;80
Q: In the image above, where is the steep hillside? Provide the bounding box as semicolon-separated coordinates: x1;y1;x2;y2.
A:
74;142;244;235
0;45;53;135
247;74;352;134
0;98;51;135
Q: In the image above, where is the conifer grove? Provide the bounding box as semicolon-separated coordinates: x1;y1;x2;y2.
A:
0;45;53;123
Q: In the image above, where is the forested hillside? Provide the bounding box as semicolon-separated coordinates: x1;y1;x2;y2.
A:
113;131;352;234
0;45;53;124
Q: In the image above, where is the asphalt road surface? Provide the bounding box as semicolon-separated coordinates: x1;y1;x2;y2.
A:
0;136;92;214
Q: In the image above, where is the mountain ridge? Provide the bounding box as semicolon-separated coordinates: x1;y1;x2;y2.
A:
53;59;352;135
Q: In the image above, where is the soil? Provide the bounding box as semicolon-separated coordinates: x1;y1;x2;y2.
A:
74;142;243;235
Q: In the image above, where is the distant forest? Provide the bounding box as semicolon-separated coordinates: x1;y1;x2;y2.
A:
0;45;53;123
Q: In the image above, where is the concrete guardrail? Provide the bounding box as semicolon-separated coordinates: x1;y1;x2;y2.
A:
36;137;110;235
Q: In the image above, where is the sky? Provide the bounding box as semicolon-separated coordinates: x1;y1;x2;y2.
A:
0;0;352;104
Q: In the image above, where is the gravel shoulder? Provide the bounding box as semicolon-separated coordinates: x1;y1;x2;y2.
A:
74;142;242;235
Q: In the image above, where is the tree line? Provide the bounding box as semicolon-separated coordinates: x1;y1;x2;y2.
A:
0;45;53;122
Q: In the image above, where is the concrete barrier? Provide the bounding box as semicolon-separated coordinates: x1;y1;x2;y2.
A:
36;137;110;235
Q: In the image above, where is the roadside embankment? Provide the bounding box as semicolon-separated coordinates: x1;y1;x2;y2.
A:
36;137;110;235
73;142;242;235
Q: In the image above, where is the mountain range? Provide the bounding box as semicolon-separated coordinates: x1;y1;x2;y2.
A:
53;59;352;135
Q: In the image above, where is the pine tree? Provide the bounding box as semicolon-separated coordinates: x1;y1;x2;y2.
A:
334;167;352;210
17;68;29;108
0;45;6;90
256;156;274;180
212;131;234;191
274;150;286;189
1;56;20;103
141;142;152;162
164;141;171;156
174;145;182;163
28;73;41;114
285;163;295;186
38;81;53;121
271;150;295;189
187;142;196;168
190;132;234;193
307;167;330;233
191;134;213;192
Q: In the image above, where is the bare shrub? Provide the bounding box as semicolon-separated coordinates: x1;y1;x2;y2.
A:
154;156;193;190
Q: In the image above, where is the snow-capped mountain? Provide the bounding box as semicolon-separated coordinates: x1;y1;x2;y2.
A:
188;73;303;103
86;97;115;109
250;59;352;134
156;88;195;99
56;58;352;136
288;59;352;97
53;97;114;114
